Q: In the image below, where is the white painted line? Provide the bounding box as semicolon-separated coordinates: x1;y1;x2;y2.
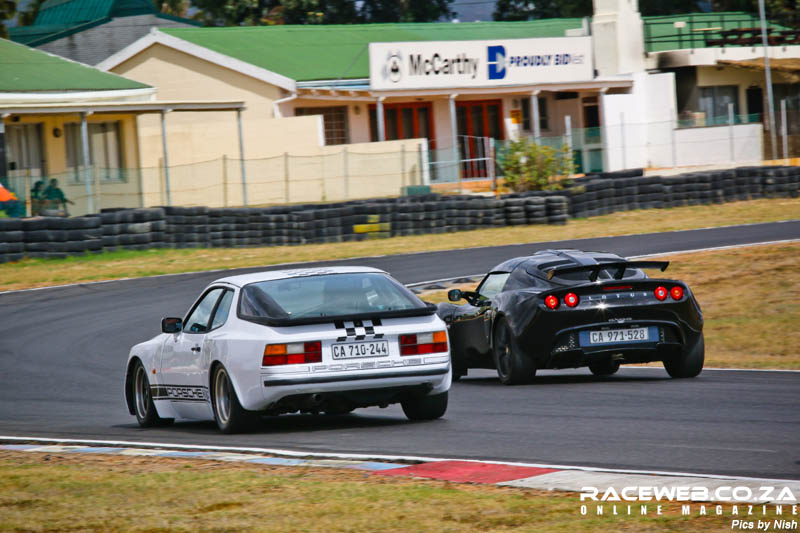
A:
623;366;800;373
406;274;484;288
1;435;798;484
2;220;797;296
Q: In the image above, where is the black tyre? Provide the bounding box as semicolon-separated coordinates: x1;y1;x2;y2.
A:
401;391;448;421
589;360;620;376
132;360;173;427
211;364;258;433
492;318;536;385
664;333;705;379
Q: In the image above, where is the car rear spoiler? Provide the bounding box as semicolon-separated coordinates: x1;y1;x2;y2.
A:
545;261;670;282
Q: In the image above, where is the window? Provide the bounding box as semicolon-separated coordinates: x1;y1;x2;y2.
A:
520;97;549;132
240;273;426;322
65;122;122;181
477;273;511;300
4;124;44;174
699;86;739;122
210;290;234;330
369;102;434;143
184;288;224;333
295;106;349;145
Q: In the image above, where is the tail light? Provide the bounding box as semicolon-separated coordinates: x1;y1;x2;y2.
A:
544;295;559;309
654;286;668;301
564;292;579;308
400;331;447;355
670;286;684;300
263;341;322;366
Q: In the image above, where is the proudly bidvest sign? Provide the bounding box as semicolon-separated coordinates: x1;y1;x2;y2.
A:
369;37;593;91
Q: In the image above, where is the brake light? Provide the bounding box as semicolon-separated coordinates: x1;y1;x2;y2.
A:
400;331;447;356
603;285;632;291
544;295;559;309
263;341;322;366
654;286;668;301
670;286;684;300
564;292;579;308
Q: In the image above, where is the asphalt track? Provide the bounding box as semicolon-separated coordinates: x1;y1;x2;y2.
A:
1;221;799;480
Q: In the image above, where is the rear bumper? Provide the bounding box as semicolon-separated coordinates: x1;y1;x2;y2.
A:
246;361;451;411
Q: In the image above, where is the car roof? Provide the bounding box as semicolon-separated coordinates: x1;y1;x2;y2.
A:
213;266;388;287
496;249;628;278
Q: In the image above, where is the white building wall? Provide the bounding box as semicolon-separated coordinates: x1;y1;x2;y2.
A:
675;124;762;166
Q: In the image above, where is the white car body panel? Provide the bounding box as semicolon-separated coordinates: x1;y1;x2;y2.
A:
125;267;451;422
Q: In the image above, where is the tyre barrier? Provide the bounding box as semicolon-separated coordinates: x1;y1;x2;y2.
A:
0;165;798;263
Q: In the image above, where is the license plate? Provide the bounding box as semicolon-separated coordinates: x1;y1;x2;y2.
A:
331;340;389;360
589;327;649;344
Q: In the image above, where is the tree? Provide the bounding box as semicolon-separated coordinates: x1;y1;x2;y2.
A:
493;0;590;21
359;0;454;22
0;0;15;38
17;0;45;26
499;138;574;192
154;0;190;17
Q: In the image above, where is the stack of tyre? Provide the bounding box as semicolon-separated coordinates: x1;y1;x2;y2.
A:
392;201;425;237
311;206;346;244
164;206;209;248
262;207;293;246
22;216;102;259
546;196;569;225
635;177;665;209
101;208;166;251
763;166;800;198
0;218;24;263
522;195;547;224
345;202;392;241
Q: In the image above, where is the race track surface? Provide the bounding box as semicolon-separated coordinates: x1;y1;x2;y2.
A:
1;221;799;479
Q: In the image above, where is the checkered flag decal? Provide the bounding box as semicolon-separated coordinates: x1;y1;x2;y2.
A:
334;319;383;341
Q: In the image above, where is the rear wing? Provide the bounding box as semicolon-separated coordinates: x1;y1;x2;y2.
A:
545;261;669;282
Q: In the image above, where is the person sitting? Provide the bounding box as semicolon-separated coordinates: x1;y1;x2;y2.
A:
30;180;45;216
43;178;75;216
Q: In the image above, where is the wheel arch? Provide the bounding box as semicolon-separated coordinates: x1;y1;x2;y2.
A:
124;356;142;416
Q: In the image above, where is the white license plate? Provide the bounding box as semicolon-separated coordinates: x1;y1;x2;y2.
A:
589;328;649;344
331;340;390;360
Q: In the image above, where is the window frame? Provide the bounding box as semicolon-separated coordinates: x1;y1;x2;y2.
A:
520;96;549;133
294;105;350;145
476;271;511;300
182;287;233;334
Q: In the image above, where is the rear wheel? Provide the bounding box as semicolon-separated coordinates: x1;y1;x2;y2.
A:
493;318;536;385
664;333;705;378
401;391;448;421
212;365;258;433
589;360;620;376
132;360;172;427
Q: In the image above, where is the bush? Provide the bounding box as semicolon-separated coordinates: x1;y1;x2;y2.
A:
499;138;574;192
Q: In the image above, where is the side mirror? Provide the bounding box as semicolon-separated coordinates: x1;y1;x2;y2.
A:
161;317;183;334
447;289;463;302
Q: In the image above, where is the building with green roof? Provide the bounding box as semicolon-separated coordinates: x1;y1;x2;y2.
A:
8;0;198;66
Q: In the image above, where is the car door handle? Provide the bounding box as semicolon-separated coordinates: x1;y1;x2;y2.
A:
191;346;201;352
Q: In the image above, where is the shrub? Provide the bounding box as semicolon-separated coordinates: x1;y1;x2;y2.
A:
499;138;574;192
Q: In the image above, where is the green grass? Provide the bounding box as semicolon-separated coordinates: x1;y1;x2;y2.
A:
0;451;751;532
1;198;799;292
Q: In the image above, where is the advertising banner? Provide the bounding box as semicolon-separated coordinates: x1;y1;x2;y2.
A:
369;37;593;91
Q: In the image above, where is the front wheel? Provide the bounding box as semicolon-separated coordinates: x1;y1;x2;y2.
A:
401;391;448;421
664;333;705;379
493;319;536;385
212;365;258;433
132;360;172;427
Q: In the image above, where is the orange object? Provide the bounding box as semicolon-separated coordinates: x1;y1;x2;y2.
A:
0;184;17;202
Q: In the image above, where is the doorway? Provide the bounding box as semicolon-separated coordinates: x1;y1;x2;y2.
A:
456;100;504;178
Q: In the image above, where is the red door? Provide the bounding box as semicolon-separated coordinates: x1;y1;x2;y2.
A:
456;100;504;178
369;102;436;148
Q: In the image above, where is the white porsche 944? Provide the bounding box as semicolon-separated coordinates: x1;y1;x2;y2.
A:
124;267;451;433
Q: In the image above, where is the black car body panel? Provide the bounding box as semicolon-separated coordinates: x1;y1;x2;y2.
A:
436;249;704;378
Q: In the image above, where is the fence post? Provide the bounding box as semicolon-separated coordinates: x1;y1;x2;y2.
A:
236;109;248;207
619;112;626;170
283;152;290;203
670;107;678;168
781;98;789;163
400;145;407;191
728;102;735;163
94;167;100;212
222;155;228;207
80;112;94;213
24;170;32;217
486;137;497;191
564;115;573;175
159;110;171;207
343;147;349;200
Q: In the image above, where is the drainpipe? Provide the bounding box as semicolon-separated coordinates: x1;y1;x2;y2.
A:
272;93;298;118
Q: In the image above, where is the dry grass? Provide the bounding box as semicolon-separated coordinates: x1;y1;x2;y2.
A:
1;198;798;292
418;243;800;370
0;450;753;532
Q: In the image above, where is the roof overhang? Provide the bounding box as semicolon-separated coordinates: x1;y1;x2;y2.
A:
294;77;633;100
648;44;800;70
97;29;297;92
717;57;800;82
0;100;245;115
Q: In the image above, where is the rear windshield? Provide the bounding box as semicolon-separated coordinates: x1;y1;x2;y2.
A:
239;272;427;322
